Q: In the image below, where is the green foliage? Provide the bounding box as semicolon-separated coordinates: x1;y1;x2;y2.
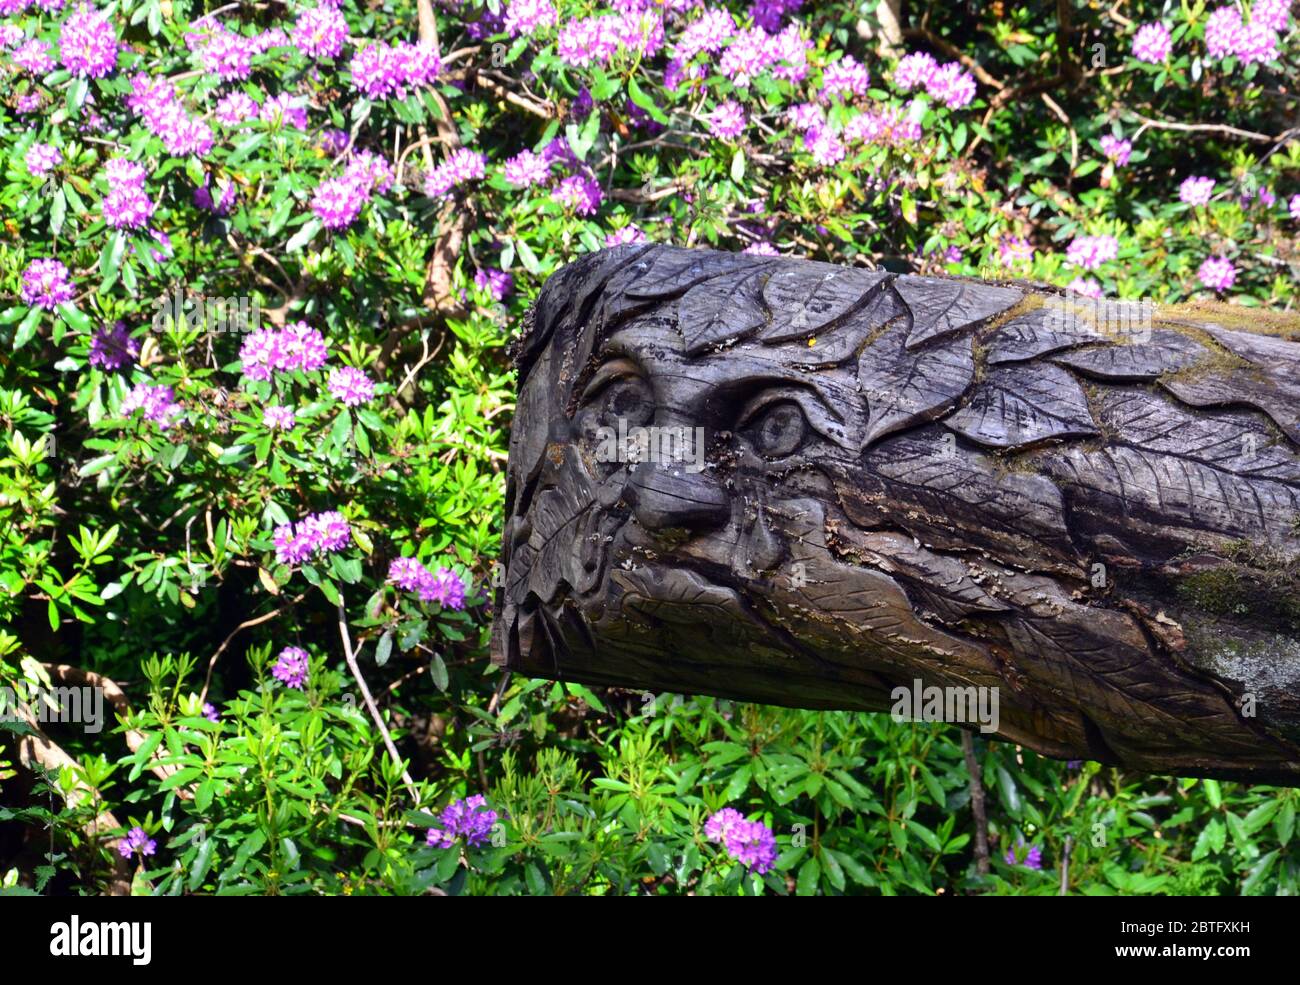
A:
1;0;1298;895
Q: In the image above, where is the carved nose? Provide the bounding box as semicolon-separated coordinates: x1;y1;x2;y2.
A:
625;464;729;533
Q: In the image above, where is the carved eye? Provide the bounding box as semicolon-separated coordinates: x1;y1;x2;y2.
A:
579;358;654;431
745;400;807;458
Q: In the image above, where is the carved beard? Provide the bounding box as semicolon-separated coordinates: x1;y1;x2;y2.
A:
495;244;1300;784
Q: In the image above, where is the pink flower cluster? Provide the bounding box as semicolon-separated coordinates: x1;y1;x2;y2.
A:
271;646;310;689
349;41;442;100
291;5;349;59
239;322;329;381
1130;22;1172;62
707;100;747;140
1197;255;1237;292
125;73;214;157
820;54;869;99
424;148;487;198
273;510;351;566
388;557;467;609
1100;134;1132;166
704;808;778;875
101;155;155;230
503;149;551;188
503;0;558;37
20;258;75;309
25;142;61;177
89;320;139;370
1204;4;1286;64
327;366;375;406
552;174;602;215
606;224;648;247
891;51;977;108
121;382;184;429
1066;234;1119;270
556;10;665;68
59;4;118;78
1179;175;1216;206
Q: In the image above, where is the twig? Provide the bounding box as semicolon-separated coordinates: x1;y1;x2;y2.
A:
961;729;990;876
1059;834;1073;895
336;597;419;800
1129;112;1299;145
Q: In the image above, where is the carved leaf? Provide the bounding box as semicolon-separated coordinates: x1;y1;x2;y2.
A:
759;264;887;342
678;264;771;354
1051;330;1206;380
893;276;1022;349
857;321;975;448
623;246;749;300
985;307;1103;364
944;362;1098;449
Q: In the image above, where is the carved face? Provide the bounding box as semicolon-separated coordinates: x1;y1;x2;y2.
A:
494;245;1300;783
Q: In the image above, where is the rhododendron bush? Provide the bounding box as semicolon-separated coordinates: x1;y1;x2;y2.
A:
0;0;1298;897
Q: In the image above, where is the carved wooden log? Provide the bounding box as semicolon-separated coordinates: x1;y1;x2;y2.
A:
491;245;1300;784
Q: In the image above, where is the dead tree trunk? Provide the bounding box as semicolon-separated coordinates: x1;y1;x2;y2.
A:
492;244;1300;784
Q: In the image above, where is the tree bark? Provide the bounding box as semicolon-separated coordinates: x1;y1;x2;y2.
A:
492;245;1300;785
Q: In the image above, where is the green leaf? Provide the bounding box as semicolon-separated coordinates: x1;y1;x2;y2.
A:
13;307;42;351
796;857;820;896
374;630;394;667
429;653;449;691
730;148;745;183
285;218;322;253
628;76;669;125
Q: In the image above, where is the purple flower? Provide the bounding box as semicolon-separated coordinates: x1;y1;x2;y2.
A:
925;62;977;108
551;174;602;215
1067;276;1103;299
193;24;252;80
425;795;499;848
503;149;550;188
88;321;139;370
387;558;466;609
291;6;349;59
25;143;61;178
12;39;56;74
673;9;734;60
215;91;260;126
718;27;775;87
104;158;146;191
1290;194;1300;222
320;128;350;155
474;268;513;301
1197;256;1236;292
262;405;296;430
787;102;825;131
1131;22;1172;63
1179;175;1216;206
503;0;557;37
893;51;938;90
102;185;155;230
1004;836;1042;869
1099;134;1132;166
605;224;647;247
327;366;375;406
424;148;487;198
805;127;846;166
21;259;75;310
344;150;395;194
1255;0;1292;32
998;236;1033;267
707;99;746;140
743;241;779;256
240;323;329;380
1205;7;1244;60
348;41;441;100
121;382;184;429
705;808;777;875
202;702;220;722
118;826;156;859
821;54;870;99
271;646;310;689
261;93;308;130
312;177;368;230
59;5;118;79
748;0;801;33
1065;234;1119;270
